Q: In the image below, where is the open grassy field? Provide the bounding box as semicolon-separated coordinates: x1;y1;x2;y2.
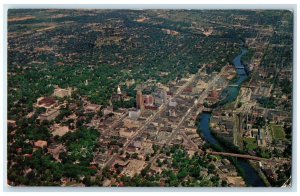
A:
243;137;257;151
270;124;285;140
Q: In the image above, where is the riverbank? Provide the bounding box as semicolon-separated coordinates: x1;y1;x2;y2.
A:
196;48;266;187
248;161;271;187
210;127;268;186
197;112;266;187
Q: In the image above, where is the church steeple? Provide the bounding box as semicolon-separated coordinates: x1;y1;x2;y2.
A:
117;85;122;95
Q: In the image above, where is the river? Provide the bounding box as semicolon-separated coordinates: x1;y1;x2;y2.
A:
198;48;266;187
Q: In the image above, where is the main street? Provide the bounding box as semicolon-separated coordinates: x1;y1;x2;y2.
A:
100;64;207;170
148;65;227;166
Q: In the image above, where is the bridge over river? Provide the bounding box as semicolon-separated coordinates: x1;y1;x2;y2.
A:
206;150;267;161
205;150;289;164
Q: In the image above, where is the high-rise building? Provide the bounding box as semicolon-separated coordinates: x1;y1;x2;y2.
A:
136;90;144;110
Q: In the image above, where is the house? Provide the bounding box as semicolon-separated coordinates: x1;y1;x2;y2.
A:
34;140;48;148
124;119;140;128
150;165;163;174
84;104;101;113
36;97;57;109
102;179;111;187
132;141;142;149
119;128;134;138
187;150;195;158
47;144;66;162
39;109;60;121
122;159;145;177
52;124;70;136
53;87;72;98
103;107;114;116
92;154;108;167
7;120;17;128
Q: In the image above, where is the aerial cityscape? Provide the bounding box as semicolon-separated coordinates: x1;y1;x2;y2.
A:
7;9;292;187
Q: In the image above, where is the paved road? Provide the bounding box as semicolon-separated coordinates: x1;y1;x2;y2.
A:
100;64;207;170
148;66;226;166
